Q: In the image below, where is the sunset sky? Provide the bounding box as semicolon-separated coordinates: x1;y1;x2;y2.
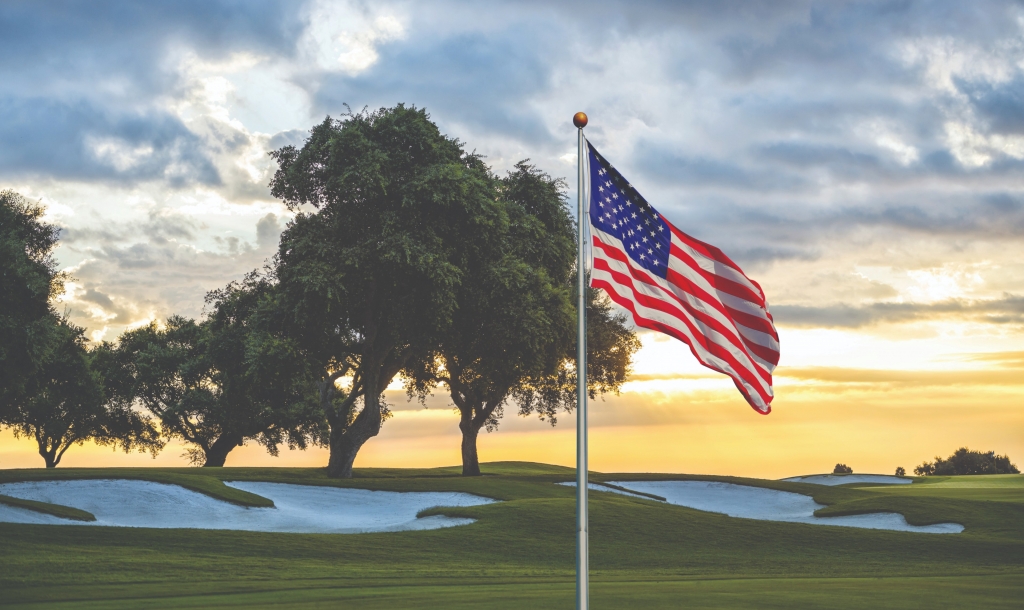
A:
1;0;1022;477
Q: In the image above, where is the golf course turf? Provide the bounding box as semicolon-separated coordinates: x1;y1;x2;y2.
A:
0;462;1021;608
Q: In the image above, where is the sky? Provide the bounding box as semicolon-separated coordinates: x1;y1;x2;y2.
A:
1;0;1022;478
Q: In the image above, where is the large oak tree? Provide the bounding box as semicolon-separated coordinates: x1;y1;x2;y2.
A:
268;105;504;477
404;163;639;475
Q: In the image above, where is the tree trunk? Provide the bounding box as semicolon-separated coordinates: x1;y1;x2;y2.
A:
327;383;384;478
202;432;243;467
459;410;482;476
38;439;58;469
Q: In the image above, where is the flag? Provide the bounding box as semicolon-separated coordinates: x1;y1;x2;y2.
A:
585;141;780;413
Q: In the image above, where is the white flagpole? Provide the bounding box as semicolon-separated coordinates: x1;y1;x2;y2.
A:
573;111;589;610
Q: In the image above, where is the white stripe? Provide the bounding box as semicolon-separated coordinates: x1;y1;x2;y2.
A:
719;291;774;324
594;265;772;411
592;239;772;397
670;234;764;301
593;226;774;378
734;322;780;361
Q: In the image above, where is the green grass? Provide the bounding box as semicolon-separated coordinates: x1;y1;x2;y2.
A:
0;493;95;522
0;463;1021;609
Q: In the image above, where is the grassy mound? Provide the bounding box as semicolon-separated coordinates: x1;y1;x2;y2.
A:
0;493;95;522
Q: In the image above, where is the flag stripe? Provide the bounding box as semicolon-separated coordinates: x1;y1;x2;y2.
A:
593;234;769;384
591;267;773;412
591;236;774;403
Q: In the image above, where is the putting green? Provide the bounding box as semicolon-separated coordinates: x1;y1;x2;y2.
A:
1;463;1021;609
859;474;1024;504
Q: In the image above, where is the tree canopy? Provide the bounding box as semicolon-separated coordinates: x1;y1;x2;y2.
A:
403;163;639;475
0;190;64;417
4;316;162;468
914;448;1019;476
268;104;505;477
113;301;322;467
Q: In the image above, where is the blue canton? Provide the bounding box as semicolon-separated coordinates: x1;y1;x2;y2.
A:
587;143;670;279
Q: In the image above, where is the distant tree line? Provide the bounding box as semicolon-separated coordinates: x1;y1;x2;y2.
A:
914;448;1019;476
1;105;639;476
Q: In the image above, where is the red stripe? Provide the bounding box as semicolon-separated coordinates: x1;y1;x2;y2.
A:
592;275;772;414
595;235;778;373
592;256;773;404
666;220;763;299
669;243;767;308
593;240;765;376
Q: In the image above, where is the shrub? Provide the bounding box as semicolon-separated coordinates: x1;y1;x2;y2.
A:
914;448;1019;476
833;463;853;474
895;466;906;477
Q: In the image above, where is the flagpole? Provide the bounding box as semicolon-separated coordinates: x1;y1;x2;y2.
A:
573;111;589;610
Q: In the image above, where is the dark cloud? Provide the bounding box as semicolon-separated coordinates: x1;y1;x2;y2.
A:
0;98;220;185
311;25;559;144
268;129;308;151
0;0;306;185
773;294;1024;328
780;366;1024;386
255;213;283;249
958;76;1024;135
60;210;198;246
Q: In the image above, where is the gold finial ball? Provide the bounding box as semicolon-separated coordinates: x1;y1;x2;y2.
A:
573;112;588;128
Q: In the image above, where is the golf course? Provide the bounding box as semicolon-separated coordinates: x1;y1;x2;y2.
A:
1;462;1021;609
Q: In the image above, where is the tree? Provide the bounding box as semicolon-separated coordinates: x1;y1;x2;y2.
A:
115;307;321;467
514;283;641;426
268;105;504;478
205;275;326;460
404;163;639;476
403;162;577;475
895;466;906;477
914;447;1019;476
0;191;64;418
4;317;162;468
833;463;853;474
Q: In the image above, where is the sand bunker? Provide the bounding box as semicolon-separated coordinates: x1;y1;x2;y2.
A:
0;480;494;533
781;474;912;486
566;480;962;534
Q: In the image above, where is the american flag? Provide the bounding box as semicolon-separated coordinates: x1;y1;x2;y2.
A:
585;141;780;413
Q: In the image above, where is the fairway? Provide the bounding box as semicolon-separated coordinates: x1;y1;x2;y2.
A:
1;463;1021;609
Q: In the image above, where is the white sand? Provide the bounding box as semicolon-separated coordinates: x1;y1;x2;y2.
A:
781;474;913;486
563;481;962;534
0;479;494;533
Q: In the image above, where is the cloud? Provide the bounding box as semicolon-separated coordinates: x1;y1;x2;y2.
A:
780;366;1024;386
773;294;1024;328
0;0;306;186
0;98;220;185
